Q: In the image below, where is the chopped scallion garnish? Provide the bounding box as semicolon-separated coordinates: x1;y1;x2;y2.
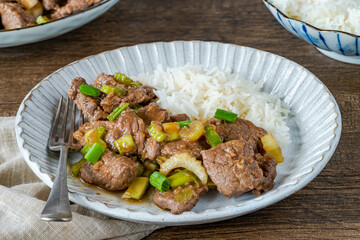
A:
148;122;167;142
84;143;106;164
79;84;100;97
100;84;126;95
149;171;170;192
214;109;238;123
204;124;223;147
178;120;192;128
36;15;50;25
107;103;129;121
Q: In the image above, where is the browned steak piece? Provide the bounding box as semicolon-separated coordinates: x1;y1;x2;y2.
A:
68;77;108;122
92;73;126;89
51;0;102;19
0;3;35;29
137;102;170;125
100;92;121;113
170;113;190;122
109;109;146;155
201;139;264;198
73;109;146;155
42;0;58;10
160;139;205;159
100;86;156;113
153;184;208;214
124;86;156;106
80;150;138;191
209;117;267;150
253;154;277;195
73;120;113;146
143;137;160;161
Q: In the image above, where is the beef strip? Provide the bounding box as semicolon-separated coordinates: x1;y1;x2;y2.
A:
160;139;205;159
73;109;146;155
68;77;108;122
100;92;122;113
80;150;138;191
143;137;160;161
137;102;170;125
92;73;126;89
0;3;35;29
153;184;208;214
100;85;156;113
170;113;190;122
201;139;264;198
51;0;102;19
42;0;58;10
252;154;277;195
209;117;267;150
124;86;156;106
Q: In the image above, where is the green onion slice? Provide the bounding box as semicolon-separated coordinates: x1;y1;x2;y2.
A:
168;170;195;188
214;109;238;123
36;15;50;25
79;84;100;97
84;143;106;164
204;124;223;147
107;103;129;121
178;120;192;128
114;72;143;87
149;171;170;192
148;123;167;142
80;143;91;155
100;84;126;95
71;158;87;176
114;134;136;154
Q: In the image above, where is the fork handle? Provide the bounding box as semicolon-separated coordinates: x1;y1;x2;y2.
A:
41;146;72;221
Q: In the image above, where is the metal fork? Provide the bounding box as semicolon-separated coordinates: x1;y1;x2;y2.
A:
40;96;83;222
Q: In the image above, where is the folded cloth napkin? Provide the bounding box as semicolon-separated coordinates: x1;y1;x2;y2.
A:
0;117;162;240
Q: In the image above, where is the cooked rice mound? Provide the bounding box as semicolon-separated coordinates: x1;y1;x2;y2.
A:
134;65;291;148
269;0;360;36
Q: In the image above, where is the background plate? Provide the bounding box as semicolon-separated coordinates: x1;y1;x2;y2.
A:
15;41;341;225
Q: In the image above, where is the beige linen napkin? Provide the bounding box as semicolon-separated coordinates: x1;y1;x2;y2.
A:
0;117;162;240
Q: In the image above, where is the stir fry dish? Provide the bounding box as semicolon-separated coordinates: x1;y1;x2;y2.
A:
0;0;103;30
68;72;284;214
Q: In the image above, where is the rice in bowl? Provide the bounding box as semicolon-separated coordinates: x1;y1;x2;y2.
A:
133;65;291;148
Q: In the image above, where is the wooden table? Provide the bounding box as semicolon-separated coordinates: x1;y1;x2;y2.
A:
1;0;359;238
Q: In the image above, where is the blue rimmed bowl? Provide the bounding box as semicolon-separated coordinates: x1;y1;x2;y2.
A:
264;0;360;65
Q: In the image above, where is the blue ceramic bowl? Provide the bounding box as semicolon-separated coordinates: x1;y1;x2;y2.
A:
264;0;360;64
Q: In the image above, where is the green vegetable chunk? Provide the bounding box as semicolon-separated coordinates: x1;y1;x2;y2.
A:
114;134;136;154
80;143;91;155
113;72;142;87
178;120;192;128
107;103;129;121
72;158;87;176
79;84;101;97
122;177;149;200
148;123;167;142
84;143;106;164
100;84;126;95
168;170;196;188
214;109;238;123
149;171;170;192
36;15;49;25
204;124;223;147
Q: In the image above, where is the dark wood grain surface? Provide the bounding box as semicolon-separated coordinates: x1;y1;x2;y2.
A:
1;0;359;239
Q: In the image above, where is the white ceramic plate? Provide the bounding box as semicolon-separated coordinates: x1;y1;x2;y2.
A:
15;41;341;225
0;0;117;48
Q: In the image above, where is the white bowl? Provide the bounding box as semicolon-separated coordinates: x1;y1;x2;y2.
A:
15;41;341;225
264;0;360;65
0;0;118;48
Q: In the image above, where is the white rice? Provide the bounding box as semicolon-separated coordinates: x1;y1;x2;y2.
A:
133;65;291;148
269;0;360;35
